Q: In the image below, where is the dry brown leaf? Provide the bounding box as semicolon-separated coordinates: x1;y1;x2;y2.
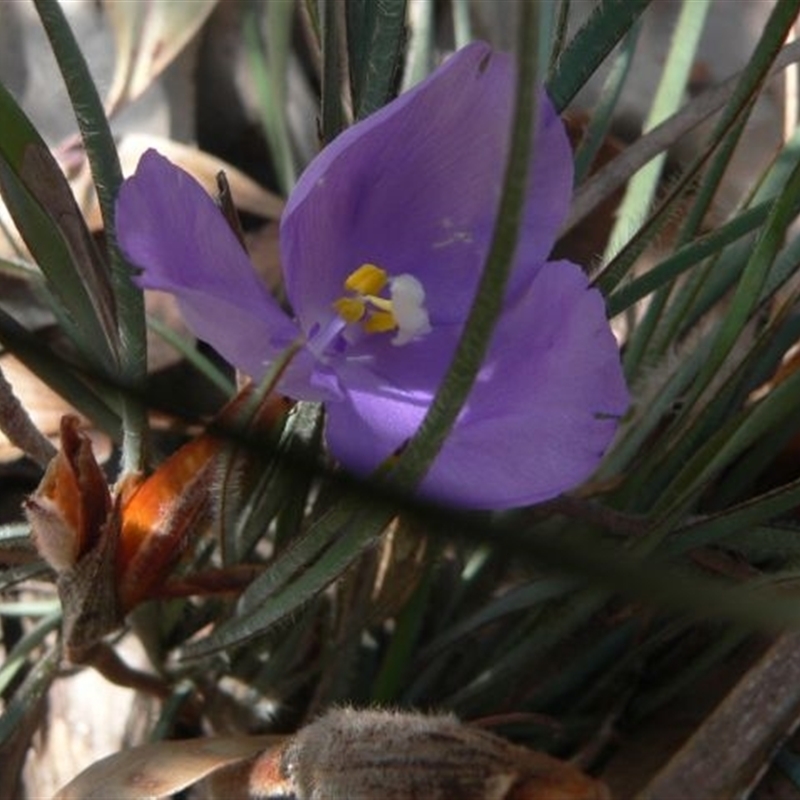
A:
0;354;108;465
77;134;285;233
103;0;220;115
54;735;280;800
54;709;610;800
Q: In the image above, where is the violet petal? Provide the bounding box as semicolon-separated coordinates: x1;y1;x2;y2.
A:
326;261;628;509
116;150;300;380
323;324;462;473
280;41;573;335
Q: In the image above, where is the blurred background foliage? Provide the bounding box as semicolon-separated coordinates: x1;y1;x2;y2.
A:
3;0;800;797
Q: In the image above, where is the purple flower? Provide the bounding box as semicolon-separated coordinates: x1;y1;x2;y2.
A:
116;42;628;510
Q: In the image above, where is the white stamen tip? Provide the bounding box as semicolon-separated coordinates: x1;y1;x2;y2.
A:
390;275;431;346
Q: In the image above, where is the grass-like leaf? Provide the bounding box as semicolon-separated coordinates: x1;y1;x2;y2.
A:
389;3;541;491
603;0;712;261
573;20;640;185
0;611;60;697
34;0;147;472
243;1;297;195
319;0;348;142
0;305;122;441
0;645;59;748
0;84;118;370
547;0;652;112
347;0;408;119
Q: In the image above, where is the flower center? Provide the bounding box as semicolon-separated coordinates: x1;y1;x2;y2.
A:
332;263;432;346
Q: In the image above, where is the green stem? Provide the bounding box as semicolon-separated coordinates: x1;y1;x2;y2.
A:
390;1;541;491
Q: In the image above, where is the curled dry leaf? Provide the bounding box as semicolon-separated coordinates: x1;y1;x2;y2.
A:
25;415;111;573
23;411;217;660
15;143;118;353
23;389;292;662
78;134;285;233
102;0;220;115
54;734;279;800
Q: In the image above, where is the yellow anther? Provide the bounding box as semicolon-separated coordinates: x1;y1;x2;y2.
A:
344;263;388;296
332;297;366;323
333;263;430;346
363;310;397;334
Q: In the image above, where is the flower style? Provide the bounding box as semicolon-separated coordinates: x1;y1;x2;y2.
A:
116;41;629;510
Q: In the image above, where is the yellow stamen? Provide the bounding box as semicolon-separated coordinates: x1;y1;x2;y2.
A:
332;297;366;323
363;310;397;334
365;295;392;313
344;263;388;296
333;263;430;346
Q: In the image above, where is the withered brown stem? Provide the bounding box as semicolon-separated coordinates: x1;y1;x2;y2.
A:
638;631;800;799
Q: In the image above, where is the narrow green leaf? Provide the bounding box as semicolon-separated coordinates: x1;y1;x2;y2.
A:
182;498;394;657
619;0;800;381
390;3;541;491
573;20;640;184
347;0;408;119
0;646;59;748
547;0;572;78
0;306;122;441
682;152;800;413
547;0;651;112
371;566;433;703
0;84;117;369
633;0;800;371
533;622;637;711
200;481;800;662
451;0;471;49
419;577;577;663
675;129;800;333
401;0;434;90
271;404;325;550
564;38;800;234
604;0;712;261
657;364;800;521
761;223;800;304
146;314;235;396
630;627;746;720
596;337;705;479
446;590;605;712
674;0;800;246
34;0;148;472
593;151;713;300
709;324;800;505
618;289;800;512
219;401;319;564
0;611;61;696
712;524;800;562
243;0;297;195
665;478;800;556
320;0;348;141
606;202;771;316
